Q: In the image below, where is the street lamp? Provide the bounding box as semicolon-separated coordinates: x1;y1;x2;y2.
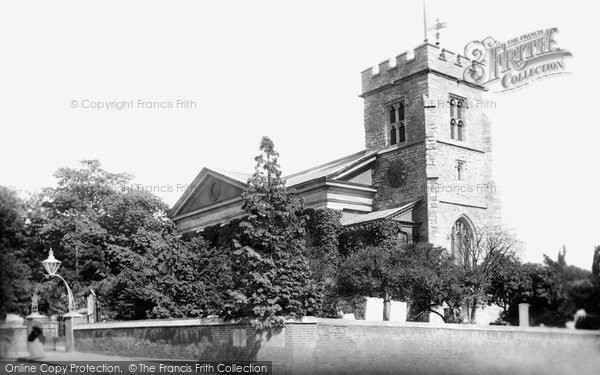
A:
42;249;77;313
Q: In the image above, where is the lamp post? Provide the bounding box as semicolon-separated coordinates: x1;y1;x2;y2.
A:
42;249;77;314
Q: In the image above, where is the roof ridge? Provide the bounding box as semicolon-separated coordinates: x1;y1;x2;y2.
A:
284;149;370;179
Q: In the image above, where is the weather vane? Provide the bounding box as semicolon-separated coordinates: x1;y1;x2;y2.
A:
423;0;447;45
429;18;447;45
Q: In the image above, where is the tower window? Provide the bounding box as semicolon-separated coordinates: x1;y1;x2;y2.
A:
451;217;474;265
388;100;406;146
456;160;465;181
450;96;465;141
398;122;406;142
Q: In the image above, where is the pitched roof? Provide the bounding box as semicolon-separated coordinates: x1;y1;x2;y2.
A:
212;168;251;184
208;149;375;188
170;149;377;219
284;149;376;187
340;200;421;226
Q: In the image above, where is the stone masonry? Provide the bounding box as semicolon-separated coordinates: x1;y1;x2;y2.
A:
361;43;500;247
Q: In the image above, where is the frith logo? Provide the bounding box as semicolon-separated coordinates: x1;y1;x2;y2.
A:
463;28;573;92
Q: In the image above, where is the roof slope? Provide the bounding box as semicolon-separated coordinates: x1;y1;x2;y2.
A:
170;149;376;219
340;200;421;226
284;149;376;187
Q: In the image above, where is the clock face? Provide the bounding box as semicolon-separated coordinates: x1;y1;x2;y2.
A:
386;161;408;188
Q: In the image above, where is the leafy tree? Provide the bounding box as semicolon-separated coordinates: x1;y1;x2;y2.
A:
593;246;600;281
456;225;519;323
489;247;599;327
102;236;232;320
223;136;320;329
402;243;465;323
337;245;412;320
337;242;466;322
29;160;180;318
0;186;34;318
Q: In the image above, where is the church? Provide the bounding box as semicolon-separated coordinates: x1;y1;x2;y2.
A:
168;42;500;255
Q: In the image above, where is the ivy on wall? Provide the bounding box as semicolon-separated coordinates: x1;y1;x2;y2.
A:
339;219;407;255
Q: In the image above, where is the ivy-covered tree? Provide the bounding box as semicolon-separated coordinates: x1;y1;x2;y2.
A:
223;136;320;328
305;208;342;317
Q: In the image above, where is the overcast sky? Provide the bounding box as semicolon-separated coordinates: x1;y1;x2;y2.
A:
1;0;598;269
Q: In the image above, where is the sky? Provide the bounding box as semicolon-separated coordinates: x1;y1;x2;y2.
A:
1;0;598;269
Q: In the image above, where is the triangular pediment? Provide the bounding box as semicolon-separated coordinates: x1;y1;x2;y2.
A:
169;168;248;219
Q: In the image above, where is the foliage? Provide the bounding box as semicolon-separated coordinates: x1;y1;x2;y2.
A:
0;187;34;318
102;236;232;320
455;225;520;323
488;246;600;327
339;220;406;254
592;246;600;281
1;160;182;319
222;136;320;329
337;245;412;320
193;219;243;250
304;208;342;317
402;243;465;323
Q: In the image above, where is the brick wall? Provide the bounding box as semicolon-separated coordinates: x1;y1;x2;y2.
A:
74;318;600;375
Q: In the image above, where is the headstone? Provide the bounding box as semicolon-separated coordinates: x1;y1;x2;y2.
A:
518;303;530;327
389;301;407;322
365;297;384;321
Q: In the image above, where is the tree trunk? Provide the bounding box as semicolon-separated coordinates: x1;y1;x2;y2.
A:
469;297;478;323
383;292;391;321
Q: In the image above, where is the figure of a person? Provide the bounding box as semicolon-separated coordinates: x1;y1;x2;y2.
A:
28;326;45;359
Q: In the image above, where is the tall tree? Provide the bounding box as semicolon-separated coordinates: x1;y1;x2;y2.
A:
0;186;34;318
31;160;178;318
457;225;520;323
223;136;320;328
403;243;466;323
591;246;599;281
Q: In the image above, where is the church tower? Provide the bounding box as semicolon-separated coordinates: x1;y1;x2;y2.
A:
360;43;499;251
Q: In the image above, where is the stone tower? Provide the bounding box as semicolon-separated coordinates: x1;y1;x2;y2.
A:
360;43;499;251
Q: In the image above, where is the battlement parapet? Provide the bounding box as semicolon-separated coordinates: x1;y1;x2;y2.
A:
361;43;474;95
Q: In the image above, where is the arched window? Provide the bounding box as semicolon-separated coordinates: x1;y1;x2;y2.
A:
451;217;474;265
388;100;406;146
450;96;465;141
398;101;405;120
390;125;397;145
398;122;406;143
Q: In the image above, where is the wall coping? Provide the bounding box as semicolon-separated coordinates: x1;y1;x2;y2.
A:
304;317;600;336
74;317;229;330
73;316;600;336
